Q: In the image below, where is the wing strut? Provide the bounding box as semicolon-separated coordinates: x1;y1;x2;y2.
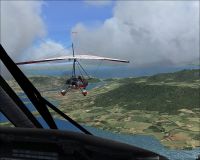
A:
72;43;76;77
77;60;90;79
0;75;42;128
0;45;57;129
0;44;92;134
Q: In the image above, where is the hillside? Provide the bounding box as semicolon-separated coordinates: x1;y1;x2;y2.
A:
93;69;199;114
45;69;199;149
93;82;199;114
147;69;200;82
5;69;200;149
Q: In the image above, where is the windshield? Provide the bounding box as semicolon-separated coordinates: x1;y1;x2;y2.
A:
1;1;199;160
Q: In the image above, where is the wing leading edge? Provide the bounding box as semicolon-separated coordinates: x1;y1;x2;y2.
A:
16;55;129;65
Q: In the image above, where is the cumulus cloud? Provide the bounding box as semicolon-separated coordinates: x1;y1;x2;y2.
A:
73;1;199;66
24;40;71;60
0;1;46;61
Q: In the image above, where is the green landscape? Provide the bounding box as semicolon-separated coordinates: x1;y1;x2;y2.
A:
4;69;200;149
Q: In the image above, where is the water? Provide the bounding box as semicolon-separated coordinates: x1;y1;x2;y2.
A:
24;65;199;78
0;93;36;122
87;81;105;90
0;93;59;122
1;113;199;159
38;118;200;160
85;126;200;160
1;65;200;159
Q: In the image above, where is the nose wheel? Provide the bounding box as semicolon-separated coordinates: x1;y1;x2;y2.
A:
60;85;71;96
60;85;87;96
82;90;88;96
80;88;88;96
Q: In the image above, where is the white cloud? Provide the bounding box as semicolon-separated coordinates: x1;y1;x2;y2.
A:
85;0;112;6
1;1;198;68
24;40;71;60
0;1;46;61
73;1;199;66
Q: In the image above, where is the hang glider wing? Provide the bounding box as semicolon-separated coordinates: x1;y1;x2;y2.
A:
16;55;129;65
75;55;129;63
16;56;73;65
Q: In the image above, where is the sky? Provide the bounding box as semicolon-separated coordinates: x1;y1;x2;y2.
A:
41;1;114;44
0;0;199;67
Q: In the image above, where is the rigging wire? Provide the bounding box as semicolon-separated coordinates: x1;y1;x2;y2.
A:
76;61;84;78
93;60;103;78
71;64;74;77
76;60;91;79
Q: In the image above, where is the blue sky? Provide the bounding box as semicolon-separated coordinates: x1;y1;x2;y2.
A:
1;1;199;65
41;1;114;46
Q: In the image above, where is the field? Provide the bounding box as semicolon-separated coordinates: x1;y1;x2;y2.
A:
4;69;200;149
